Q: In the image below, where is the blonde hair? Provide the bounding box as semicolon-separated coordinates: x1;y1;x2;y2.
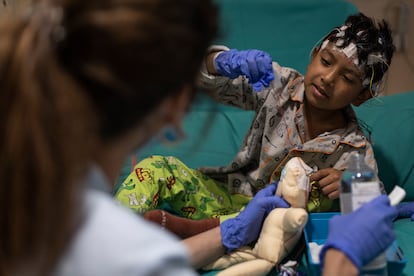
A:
0;10;95;274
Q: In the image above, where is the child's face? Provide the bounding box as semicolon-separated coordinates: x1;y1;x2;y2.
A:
304;42;368;110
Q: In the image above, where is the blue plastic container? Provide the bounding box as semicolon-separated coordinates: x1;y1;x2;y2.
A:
304;212;407;276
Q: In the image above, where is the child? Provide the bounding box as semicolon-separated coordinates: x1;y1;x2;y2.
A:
115;13;395;237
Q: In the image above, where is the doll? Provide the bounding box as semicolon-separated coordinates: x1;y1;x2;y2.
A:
203;157;312;275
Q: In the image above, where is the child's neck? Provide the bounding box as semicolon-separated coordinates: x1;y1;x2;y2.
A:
304;103;347;141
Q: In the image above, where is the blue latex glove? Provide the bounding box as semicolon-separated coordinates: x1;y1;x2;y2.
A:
320;195;398;272
220;182;289;252
396;202;414;221
214;49;275;92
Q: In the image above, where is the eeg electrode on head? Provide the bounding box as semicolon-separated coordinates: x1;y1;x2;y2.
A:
315;14;395;96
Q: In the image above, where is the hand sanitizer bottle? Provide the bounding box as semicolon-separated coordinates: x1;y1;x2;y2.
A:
340;152;387;276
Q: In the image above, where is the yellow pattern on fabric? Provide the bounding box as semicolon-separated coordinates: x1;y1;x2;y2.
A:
115;155;251;220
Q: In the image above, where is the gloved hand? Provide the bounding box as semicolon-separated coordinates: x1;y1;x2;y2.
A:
320;195;398;272
396;202;414;221
214;49;275;92
220;182;289;252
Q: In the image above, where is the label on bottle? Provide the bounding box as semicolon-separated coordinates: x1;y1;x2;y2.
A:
351;180;381;210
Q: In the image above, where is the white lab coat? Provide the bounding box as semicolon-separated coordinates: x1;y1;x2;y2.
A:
53;166;197;276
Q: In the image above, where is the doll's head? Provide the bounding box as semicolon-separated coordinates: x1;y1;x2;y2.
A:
276;157;313;208
315;13;395;96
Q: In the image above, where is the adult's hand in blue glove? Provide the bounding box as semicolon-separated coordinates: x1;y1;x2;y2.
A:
396;202;414;221
220;182;289;252
214;49;274;92
320;195;398;272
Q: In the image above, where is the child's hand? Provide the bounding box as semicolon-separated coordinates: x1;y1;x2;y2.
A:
214;49;274;92
310;168;342;199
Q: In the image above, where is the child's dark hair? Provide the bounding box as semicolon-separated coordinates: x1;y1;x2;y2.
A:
322;13;395;94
